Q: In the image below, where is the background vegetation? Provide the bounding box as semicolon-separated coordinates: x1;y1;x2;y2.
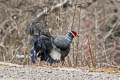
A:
0;0;120;68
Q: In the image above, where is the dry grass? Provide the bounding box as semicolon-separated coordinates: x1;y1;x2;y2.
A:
0;0;120;69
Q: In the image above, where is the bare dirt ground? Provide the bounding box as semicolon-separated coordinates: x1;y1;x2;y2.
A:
0;62;120;80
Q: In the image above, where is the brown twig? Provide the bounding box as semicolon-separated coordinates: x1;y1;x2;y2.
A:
87;36;96;68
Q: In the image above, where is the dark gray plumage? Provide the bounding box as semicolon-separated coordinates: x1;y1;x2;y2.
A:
53;32;74;49
30;35;53;63
25;23;52;63
47;32;75;63
25;22;50;37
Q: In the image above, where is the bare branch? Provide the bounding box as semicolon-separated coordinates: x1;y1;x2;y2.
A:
34;0;69;23
104;21;119;41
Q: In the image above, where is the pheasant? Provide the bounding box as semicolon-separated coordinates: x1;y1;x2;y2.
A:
26;22;78;66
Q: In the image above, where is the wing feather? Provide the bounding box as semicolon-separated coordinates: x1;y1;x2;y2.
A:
53;35;71;50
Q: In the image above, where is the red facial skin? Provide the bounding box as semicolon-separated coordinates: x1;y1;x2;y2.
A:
72;31;77;36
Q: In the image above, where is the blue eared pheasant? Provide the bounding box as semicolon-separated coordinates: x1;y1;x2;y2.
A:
26;23;78;66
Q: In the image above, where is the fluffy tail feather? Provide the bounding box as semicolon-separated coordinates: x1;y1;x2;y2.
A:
30;35;52;63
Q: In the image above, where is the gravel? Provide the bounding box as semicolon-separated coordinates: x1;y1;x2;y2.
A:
0;65;120;80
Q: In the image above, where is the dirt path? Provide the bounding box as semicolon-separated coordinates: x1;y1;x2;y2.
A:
0;62;120;80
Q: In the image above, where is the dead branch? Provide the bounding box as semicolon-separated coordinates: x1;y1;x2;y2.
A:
33;0;69;23
104;21;119;41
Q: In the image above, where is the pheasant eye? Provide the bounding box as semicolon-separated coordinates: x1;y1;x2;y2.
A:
72;31;77;36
